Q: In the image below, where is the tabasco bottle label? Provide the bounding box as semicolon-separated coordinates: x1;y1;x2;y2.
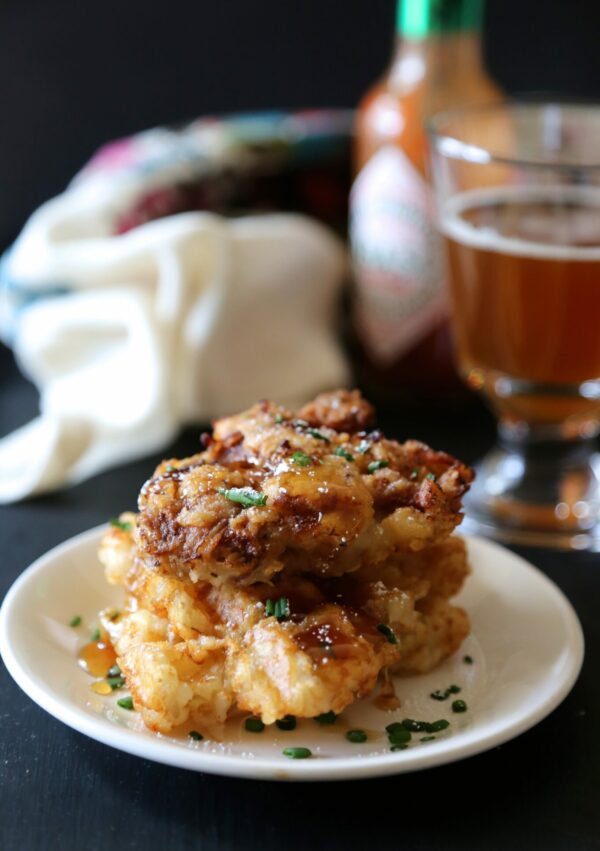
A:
350;145;447;365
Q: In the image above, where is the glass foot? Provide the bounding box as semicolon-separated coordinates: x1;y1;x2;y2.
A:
461;438;600;552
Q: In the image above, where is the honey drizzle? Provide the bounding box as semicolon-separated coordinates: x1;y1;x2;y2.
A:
78;639;117;678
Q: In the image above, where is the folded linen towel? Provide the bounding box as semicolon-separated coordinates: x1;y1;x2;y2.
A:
0;114;350;502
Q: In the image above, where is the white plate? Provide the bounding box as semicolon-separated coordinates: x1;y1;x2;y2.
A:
0;527;584;781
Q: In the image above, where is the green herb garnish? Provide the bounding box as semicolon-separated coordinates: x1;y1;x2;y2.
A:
245;718;265;733
426;472;437;482
275;715;297;731
346;729;367;744
282;747;311;759
376;623;397;644
409;469;419;480
265;597;290;621
307;428;329;442
275;414;284;424
107;664;121;678
387;727;411;746
420;735;436;742
390;744;409;751
293;419;309;428
452;699;468;713
165;464;176;472
463;655;473;664
68;615;82;628
291;450;312;467
399;719;427;732
110;517;132;532
314;711;337;725
189;730;203;741
218;487;267;507
90;627;101;642
424;719;449;733
334;446;354;462
430;685;461;701
357;439;371;454
106;676;126;691
117;696;134;710
368;460;389;473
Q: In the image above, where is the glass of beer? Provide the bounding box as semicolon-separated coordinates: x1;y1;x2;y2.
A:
428;101;600;549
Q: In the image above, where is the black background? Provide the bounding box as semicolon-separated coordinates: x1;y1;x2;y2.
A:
2;2;600;849
1;0;600;247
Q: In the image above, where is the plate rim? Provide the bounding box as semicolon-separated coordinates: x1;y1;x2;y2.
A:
0;526;585;782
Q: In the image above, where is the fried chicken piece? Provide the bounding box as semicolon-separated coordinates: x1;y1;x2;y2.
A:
135;391;473;586
296;388;375;433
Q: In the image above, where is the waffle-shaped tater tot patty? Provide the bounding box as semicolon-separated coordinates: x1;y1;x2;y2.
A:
98;520;470;733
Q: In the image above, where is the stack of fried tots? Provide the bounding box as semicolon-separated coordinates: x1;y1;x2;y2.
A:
98;390;474;737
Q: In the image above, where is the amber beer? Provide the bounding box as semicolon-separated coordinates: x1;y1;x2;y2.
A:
442;186;600;428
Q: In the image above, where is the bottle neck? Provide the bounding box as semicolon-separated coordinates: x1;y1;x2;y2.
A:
397;0;484;39
390;1;490;110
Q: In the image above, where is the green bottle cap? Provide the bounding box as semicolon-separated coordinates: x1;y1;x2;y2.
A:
397;0;484;38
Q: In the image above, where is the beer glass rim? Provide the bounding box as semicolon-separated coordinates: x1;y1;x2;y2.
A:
427;98;600;171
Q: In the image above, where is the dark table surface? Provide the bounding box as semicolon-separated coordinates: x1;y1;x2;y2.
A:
1;347;599;851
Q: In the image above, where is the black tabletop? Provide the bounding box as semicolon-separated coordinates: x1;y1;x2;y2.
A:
1;347;598;851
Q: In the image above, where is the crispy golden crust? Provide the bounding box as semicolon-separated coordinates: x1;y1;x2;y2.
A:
98;522;470;732
135;391;474;586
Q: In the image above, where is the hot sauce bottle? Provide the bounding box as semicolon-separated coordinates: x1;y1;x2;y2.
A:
350;0;501;403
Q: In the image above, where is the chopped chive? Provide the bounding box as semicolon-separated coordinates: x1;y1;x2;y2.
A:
387;727;411;745
282;747;311;759
90;627;101;642
431;685;461;701
117;696;134;710
376;623;397;644
275;414;284;424
346;729;367;743
275;715;297;731
245;717;265;733
357;439;371;454
292;419;309;428
463;655;474;664
452;700;468;713
265;597;290;622
409;468;419;480
106;676;126;690
420;735;436;742
426;472;437;482
106;664;121;678
424;719;450;733
291;450;312;467
314;711;337;725
307;428;330;442
400;719;427;733
218;487;267;508
165;464;176;472
189;730;203;741
110;518;132;532
385;722;405;734
68;615;82;628
368;460;389;473
334;446;354;462
390;744;409;751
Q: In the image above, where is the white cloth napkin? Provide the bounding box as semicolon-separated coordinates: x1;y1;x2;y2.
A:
0;147;349;502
